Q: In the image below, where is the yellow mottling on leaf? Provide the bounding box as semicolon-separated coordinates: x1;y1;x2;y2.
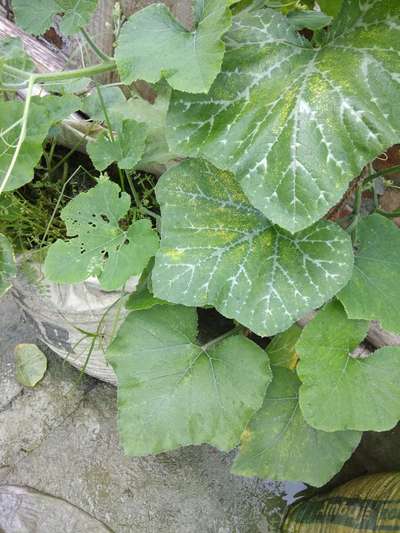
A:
166;249;184;260
240;428;253;444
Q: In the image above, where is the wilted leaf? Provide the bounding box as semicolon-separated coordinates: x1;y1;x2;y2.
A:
115;0;232;93
297;300;400;431
168;2;400;231
152;159;354;337
44;178;159;290
232;367;361;486
338;214;400;334
15;343;47;387
0;95;80;191
87;119;147;171
0;234;16;297
107;304;271;455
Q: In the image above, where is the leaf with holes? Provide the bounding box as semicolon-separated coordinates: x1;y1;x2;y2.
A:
44;177;159;290
167;2;400;232
152;159;354;337
12;0;98;36
106;304;271;455
0;95;80;192
232;367;361;486
338;214;400;334
115;0;232;93
0;234;16;298
297;300;400;432
87;119;147;171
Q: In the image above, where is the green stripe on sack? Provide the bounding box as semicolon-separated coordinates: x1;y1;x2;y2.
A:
287;496;400;531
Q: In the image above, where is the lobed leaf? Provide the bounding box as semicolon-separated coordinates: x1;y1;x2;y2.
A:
106;304;271;455
87;119;147;171
0;233;16;297
44;178;159;290
168;1;400;232
115;0;232;93
12;0;98;36
232;367;361;486
0;95;80;191
338;214;400;334
152;159;354;337
297;300;400;432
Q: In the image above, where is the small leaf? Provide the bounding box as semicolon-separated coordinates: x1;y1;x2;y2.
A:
115;0;232;93
87;119;147;171
287;10;332;30
81;87;126;122
267;324;302;369
0;95;80;191
12;0;98;36
297;300;400;432
152;159;354;337
44;178;159;290
0;234;16;297
232;367;361;486
0;38;35;84
168;2;400;231
15;343;47;387
338;214;400;335
106;304;271;455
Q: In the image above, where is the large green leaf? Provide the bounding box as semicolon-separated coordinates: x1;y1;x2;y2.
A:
232;367;361;486
44;178;159;290
338;214;400;334
106;304;271;455
0;95;80;192
12;0;98;36
0;234;16;297
87;119;147;171
167;1;400;232
152;159;354;337
115;0;232;93
297;300;400;432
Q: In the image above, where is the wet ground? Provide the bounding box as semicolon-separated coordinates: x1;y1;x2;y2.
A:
0;292;305;532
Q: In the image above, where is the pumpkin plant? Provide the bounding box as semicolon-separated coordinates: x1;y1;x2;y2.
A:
1;0;400;487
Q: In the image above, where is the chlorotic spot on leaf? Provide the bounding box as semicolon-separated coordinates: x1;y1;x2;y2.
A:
232;366;361;486
167;1;400;232
152;159;354;337
0;233;16;298
115;0;232;93
106;304;271;455
338;214;400;335
0;95;81;192
15;343;47;388
44;177;159;290
297;300;400;432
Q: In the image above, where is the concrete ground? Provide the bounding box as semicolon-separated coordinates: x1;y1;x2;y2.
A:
0;292;303;532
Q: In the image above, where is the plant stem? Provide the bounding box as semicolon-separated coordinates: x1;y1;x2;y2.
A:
0;74;35;194
202;325;244;352
375;208;400;219
80;27;112;63
2;60;116;85
346;185;362;241
363;164;400;186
